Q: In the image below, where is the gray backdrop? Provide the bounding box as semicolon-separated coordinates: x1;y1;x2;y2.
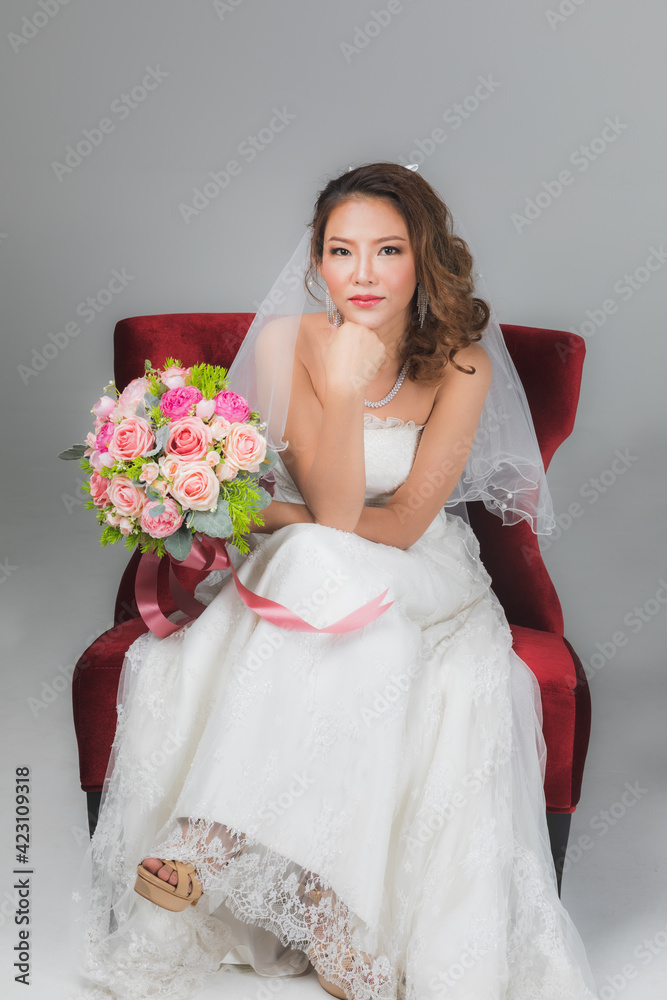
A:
1;1;665;997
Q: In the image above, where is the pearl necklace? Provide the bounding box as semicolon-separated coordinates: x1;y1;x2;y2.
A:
364;359;410;408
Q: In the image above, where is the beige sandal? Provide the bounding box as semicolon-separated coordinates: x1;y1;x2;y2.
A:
298;878;384;999
134;858;203;911
135;820;248;912
316;971;348;999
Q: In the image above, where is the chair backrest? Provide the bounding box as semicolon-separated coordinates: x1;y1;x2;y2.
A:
467;325;585;634
112;314;586;635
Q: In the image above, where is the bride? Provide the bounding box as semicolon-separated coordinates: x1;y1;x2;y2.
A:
76;162;600;999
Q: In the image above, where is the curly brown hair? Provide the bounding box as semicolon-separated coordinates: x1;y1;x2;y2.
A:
304;161;491;380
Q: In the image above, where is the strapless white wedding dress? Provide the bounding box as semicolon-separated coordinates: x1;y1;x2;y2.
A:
75;413;600;1000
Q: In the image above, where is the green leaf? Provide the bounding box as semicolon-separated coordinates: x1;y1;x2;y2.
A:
163;356;182;370
145;485;163;502
261;448;279;474
164;525;194;560
144;391;160;409
144;423;169;457
255;486;272;510
191;500;233;538
147;504;165;517
59;444;87;461
187;362;229;399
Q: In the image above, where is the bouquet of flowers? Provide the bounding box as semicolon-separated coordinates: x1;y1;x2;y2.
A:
59;358;277;558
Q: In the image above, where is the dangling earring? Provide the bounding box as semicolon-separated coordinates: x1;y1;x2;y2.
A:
417;283;429;328
326;288;343;327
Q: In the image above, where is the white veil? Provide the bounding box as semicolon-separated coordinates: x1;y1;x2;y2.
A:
227;165;556;535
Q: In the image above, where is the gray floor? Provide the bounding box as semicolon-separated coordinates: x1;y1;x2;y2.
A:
1;533;665;1000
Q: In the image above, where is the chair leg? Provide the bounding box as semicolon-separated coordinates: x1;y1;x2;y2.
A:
546;811;572;897
87;791;102;838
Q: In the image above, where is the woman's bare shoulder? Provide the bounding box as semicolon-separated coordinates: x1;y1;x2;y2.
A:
439;341;492;382
296;311;328;363
252;311;327;365
430;342;492;410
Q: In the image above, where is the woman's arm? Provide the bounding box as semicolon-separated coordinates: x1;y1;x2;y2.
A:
247;499;315;534
352;343;494;550
280;320;386;532
302;379;367;531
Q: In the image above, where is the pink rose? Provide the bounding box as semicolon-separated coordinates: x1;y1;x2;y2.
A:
159;386;203;420
158;455;182;480
159;365;191;389
88;449;114;471
214;460;238;482
105;511;122;527
119;517;134;536
195;398;216;421
170;462;220;511
205;450;221;468
152;479;170;497
93;395;116;420
115;378;148;418
165;416;213;461
140;498;184;538
108;417;155;461
138;462;160;485
213;390;250;423
90;472;111;509
94;421;115;452
223;423;267;473
107;476;147;518
208;415;231;442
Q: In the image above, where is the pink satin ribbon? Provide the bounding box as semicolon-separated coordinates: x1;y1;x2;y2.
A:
135;533;393;639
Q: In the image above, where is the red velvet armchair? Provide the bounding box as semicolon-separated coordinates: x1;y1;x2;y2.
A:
72;313;591;895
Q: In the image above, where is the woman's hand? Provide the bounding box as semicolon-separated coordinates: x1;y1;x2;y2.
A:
321;320;387;395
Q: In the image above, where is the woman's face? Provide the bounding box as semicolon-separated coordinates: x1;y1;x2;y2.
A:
318;197;417;333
